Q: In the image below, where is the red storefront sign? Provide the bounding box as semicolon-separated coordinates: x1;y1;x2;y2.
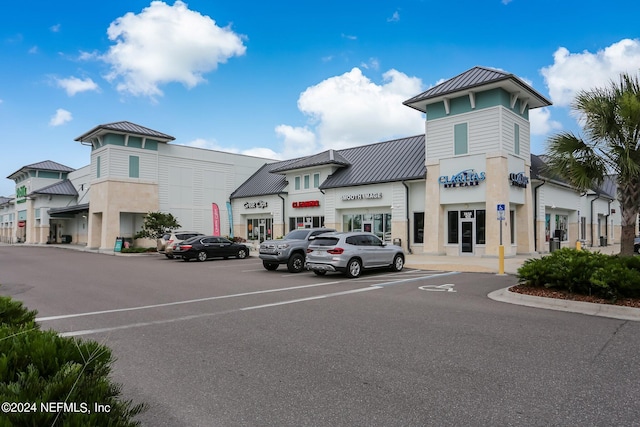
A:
17;220;26;228
292;200;320;208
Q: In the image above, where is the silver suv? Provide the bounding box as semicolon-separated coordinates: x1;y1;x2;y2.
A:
305;232;405;278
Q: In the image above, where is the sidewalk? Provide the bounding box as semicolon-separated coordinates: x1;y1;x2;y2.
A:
404;243;622;275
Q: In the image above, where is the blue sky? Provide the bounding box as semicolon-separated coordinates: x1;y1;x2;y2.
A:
1;0;640;196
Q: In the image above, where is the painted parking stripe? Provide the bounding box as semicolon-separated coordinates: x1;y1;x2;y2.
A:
373;271;460;287
36;280;344;322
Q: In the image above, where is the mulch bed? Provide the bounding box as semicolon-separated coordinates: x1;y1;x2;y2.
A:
509;284;640;308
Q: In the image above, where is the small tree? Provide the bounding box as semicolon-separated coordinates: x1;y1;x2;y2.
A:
134;212;181;240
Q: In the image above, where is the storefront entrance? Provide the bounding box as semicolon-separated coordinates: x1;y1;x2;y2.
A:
460;210;474;254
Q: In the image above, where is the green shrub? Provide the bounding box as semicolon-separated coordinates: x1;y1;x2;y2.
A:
0;295;145;426
517;249;640;301
120;247;156;253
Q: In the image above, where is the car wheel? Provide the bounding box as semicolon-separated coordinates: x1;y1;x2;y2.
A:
345;258;362;278
313;270;327;276
197;251;208;262
287;253;305;273
263;261;278;271
391;254;404;272
237;248;248;259
165;254;174;259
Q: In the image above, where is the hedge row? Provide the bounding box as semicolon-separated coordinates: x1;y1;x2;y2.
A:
517;248;640;301
0;296;145;426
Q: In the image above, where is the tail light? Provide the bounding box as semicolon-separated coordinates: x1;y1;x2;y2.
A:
180;245;192;250
306;249;313;253
327;248;344;254
167;239;174;245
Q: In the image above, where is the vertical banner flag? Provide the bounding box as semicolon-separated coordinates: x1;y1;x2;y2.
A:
226;201;234;238
212;203;221;236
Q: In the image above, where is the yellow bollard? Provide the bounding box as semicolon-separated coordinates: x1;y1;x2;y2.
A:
576;240;581;251
498;245;505;275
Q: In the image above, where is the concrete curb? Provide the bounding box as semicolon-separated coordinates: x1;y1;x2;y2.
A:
488;287;640;322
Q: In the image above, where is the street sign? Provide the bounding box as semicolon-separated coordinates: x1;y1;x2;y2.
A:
497;204;505;212
497;204;505;221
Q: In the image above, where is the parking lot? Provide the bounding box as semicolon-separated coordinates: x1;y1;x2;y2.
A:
1;245;639;426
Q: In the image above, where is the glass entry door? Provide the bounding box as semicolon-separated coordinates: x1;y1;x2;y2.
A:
461;221;473;254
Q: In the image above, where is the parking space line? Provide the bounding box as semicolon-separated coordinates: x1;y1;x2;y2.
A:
36;280;345;322
373;271;460;287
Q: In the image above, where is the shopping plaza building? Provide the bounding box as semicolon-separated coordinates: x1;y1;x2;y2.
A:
0;66;621;255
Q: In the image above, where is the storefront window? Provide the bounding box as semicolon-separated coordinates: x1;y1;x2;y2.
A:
447;211;459;244
414;212;424;243
555;214;568;241
510;210;515;244
545;214;551;242
343;213;392;242
247;218;272;242
289;216;324;231
476;210;485;244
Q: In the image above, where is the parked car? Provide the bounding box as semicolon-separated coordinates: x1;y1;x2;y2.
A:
635;236;640;254
259;228;335;273
172;236;250;262
157;231;204;258
305;232;405;278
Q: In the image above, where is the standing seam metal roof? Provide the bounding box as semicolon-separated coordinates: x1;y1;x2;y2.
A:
230;135;426;198
403;66;551;109
7;160;75;179
74;121;175;142
320;135;426;189
29;180;78;197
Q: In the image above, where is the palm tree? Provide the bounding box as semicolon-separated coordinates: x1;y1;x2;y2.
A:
544;71;640;255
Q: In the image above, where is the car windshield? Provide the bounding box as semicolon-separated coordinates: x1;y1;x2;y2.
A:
284;229;311;240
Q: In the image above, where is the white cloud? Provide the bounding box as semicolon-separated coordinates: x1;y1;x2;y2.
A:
28;46;38;54
529;107;562;136
541;38;640;107
502;0;513;5
290;67;424;150
360;58;380;70
103;0;246;98
56;76;99;96
49;109;72;126
275;125;318;158
341;33;357;41
387;11;400;22
50;24;61;33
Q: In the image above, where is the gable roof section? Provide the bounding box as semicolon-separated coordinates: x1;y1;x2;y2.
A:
271;149;351;173
320;135;426;189
75;121;175;143
7;160;75;180
531;154;616;199
0;196;12;205
404;66;551;112
230;158;299;199
29;179;78;197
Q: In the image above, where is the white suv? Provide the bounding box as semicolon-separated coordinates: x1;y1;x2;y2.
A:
157;231;204;258
305;232;405;278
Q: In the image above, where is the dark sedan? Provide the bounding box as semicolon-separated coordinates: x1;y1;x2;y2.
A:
173;236;250;262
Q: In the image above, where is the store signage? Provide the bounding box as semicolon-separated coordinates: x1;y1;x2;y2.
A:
292;200;320;208
18;220;26;228
341;192;383;201
509;172;529;188
244;200;268;209
16;185;27;204
438;170;486;188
